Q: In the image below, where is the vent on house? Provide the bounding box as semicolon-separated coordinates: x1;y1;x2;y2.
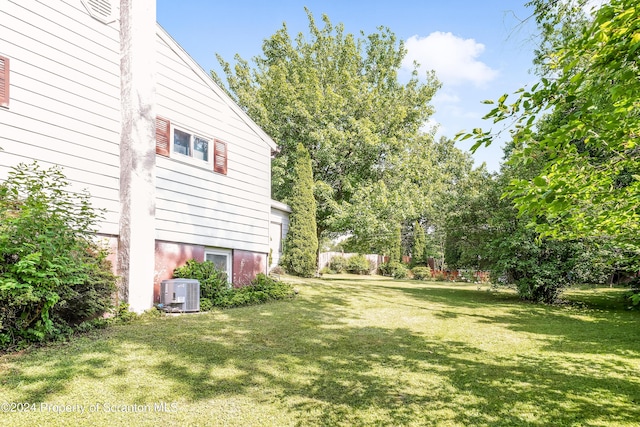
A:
160;279;200;313
81;0;118;24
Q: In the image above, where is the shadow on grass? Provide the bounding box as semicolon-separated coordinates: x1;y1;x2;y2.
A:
381;281;640;357
3;278;640;426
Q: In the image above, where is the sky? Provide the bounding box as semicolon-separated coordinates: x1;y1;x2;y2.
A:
156;1;542;172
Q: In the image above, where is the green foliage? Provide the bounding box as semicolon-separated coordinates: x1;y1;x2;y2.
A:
329;255;348;274
490;232;577;304
114;303;137;323
281;144;318;277
464;0;640;250
411;266;431;280
319;266;334;275
443;168;589;304
345;255;371;275
388;223;402;263
50;248;118;326
215;10;443;244
379;261;408;279
215;274;295;308
392;263;408;279
460;270;476;283
412;221;426;266
444;167;495;271
0;162;117;351
199;298;213;312
456;0;640;303
172;261;294;310
173;259;229;300
336;136;475;257
625;290;640;310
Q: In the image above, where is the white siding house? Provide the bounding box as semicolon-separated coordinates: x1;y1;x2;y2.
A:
0;0;288;312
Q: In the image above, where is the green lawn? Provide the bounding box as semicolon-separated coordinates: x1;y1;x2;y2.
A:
1;276;639;426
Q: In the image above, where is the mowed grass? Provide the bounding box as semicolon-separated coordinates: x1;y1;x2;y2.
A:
1;276;639;426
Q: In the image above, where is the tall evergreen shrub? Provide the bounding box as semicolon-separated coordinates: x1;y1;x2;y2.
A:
412;221;426;266
388;223;402;263
281;144;318;277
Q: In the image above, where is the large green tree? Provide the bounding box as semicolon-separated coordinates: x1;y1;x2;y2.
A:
444;166;495;271
444;156;597;303
466;0;640;250
338;135;475;257
215;10;440;241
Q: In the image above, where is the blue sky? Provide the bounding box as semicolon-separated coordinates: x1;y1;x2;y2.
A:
156;1;541;172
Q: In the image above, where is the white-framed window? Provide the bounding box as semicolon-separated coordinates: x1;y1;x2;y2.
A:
205;248;232;283
155;116;228;174
172;126;211;166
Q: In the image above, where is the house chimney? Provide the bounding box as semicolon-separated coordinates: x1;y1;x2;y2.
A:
118;0;157;313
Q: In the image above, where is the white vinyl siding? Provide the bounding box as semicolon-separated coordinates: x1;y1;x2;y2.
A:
1;2;277;252
270;203;291;268
0;0;121;235
155;28;274;254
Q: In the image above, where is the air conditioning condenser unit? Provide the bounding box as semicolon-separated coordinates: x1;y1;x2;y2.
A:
160;279;200;312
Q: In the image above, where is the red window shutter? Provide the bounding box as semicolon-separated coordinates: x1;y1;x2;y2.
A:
0;56;9;108
155;116;170;157
214;139;227;174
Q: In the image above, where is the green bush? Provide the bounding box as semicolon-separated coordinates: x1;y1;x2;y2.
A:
329;256;348;273
411;266;431;280
173;259;229;300
320;266;335;275
346;255;371;275
378;262;391;276
114;303;138;323
380;261;408;279
200;298;213;312
215;274;295;308
491;236;577;303
392;263;408;279
0;162;117;351
172;262;294;310
51;248;117;326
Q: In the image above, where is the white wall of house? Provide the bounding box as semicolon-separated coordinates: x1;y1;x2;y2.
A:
154;27;275;255
0;0;121;236
269;201;291;269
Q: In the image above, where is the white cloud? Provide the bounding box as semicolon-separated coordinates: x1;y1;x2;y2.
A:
402;32;499;87
433;91;460;104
